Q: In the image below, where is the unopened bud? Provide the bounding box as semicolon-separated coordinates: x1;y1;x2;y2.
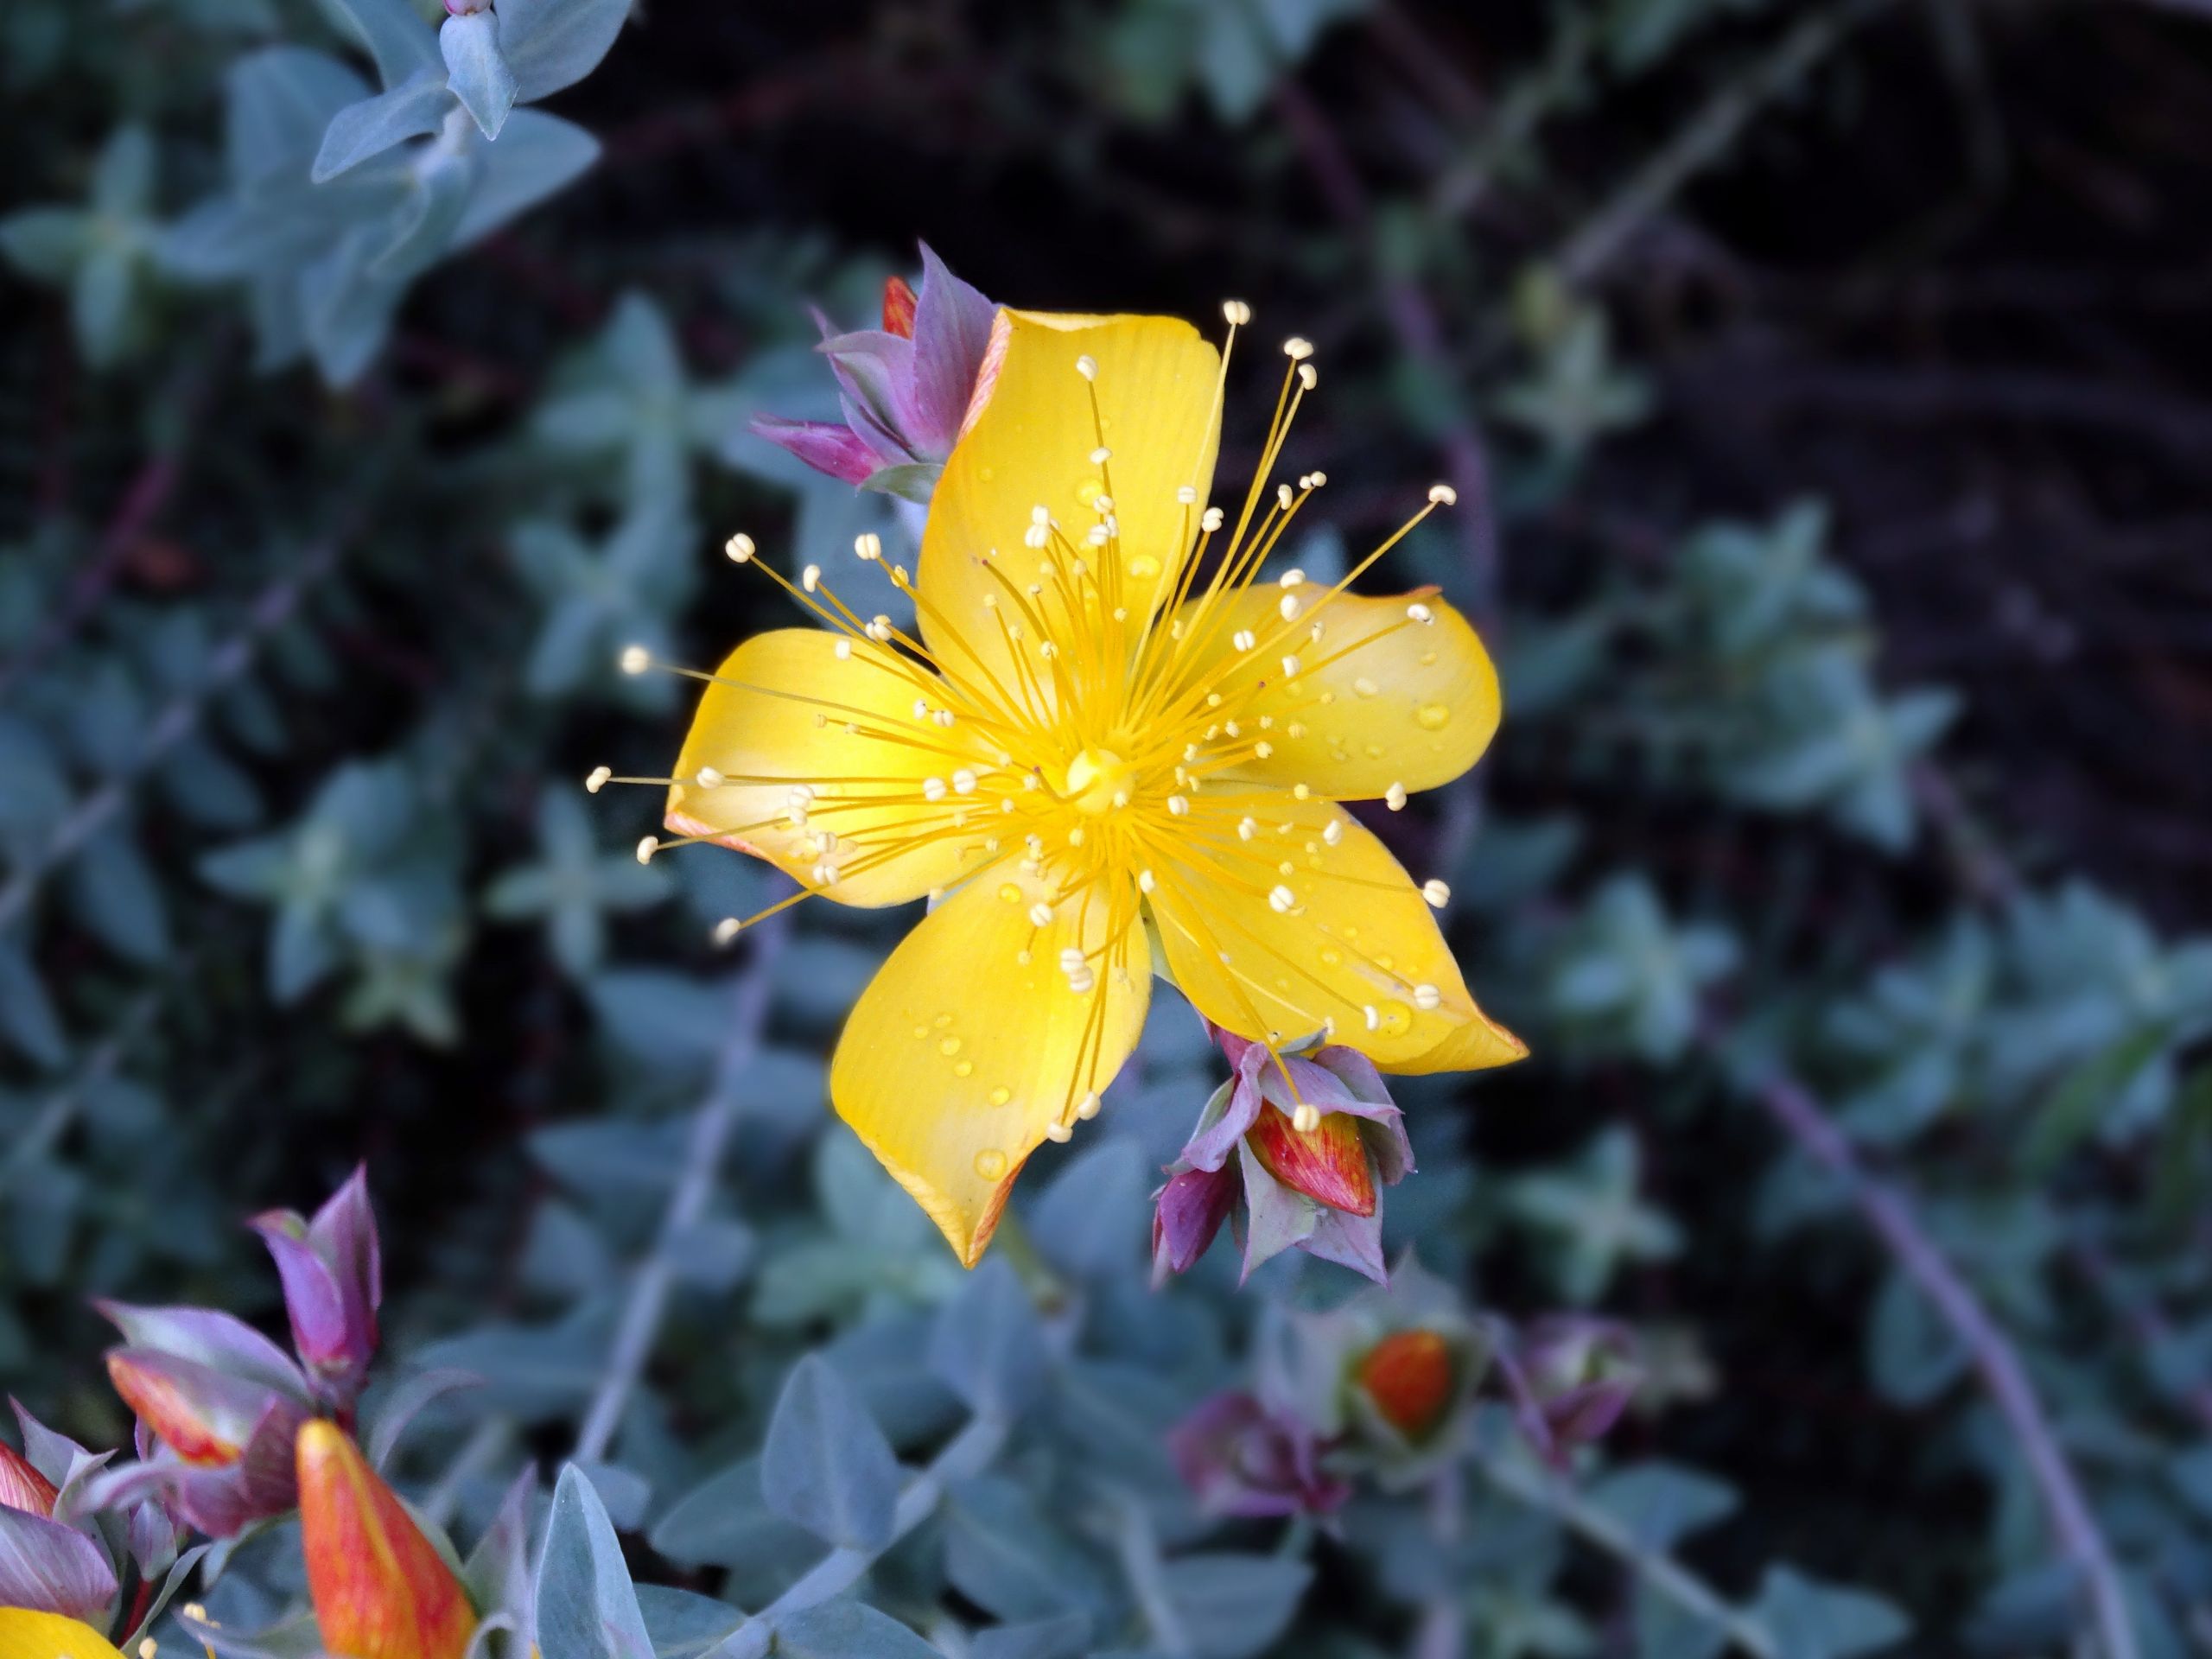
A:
298;1421;477;1659
1356;1329;1458;1440
1245;1104;1375;1216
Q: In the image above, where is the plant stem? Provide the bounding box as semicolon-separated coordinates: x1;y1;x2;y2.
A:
715;1413;1009;1659
1114;1491;1193;1658
1751;1067;2138;1659
573;912;789;1463
1472;1444;1778;1657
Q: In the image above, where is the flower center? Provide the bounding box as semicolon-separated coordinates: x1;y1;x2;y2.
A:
1061;747;1134;815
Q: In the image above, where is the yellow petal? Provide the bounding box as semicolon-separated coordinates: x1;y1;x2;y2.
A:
830;865;1151;1265
0;1614;125;1659
918;310;1221;697
667;629;992;908
1144;795;1522;1072
1167;582;1500;800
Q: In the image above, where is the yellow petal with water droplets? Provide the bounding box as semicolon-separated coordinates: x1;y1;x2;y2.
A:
918;310;1221;701
1166;582;1500;800
0;1613;127;1659
667;629;991;907
1143;795;1522;1072
830;866;1151;1265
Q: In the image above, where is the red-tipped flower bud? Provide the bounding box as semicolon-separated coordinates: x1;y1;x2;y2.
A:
880;274;918;338
0;1443;58;1516
105;1352;249;1465
1356;1328;1458;1441
1245;1103;1377;1216
297;1421;478;1659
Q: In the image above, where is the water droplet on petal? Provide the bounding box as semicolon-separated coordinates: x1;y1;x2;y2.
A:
1416;702;1451;730
998;883;1023;903
988;1085;1013;1107
912;1025;929;1040
974;1148;1008;1179
1320;947;1342;966
933;1012;955;1028
1376;999;1414;1036
1125;553;1161;581
938;1036;963;1057
954;1058;974;1077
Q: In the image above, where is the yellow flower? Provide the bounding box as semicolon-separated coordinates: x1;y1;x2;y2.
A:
653;306;1523;1265
0;1611;124;1659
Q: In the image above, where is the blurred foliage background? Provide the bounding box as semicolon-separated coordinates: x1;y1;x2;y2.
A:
4;0;2211;1655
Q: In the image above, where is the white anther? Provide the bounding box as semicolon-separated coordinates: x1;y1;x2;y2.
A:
1283;336;1314;360
1167;795;1191;817
1322;820;1344;846
1237;817;1257;841
1086;525;1109;546
1422;880;1450;908
1407;601;1434;625
619;645;651;676
1094;497;1115;515
1293;783;1312;800
1201;507;1225;532
1413;983;1442;1011
1024;525;1048;549
1363;1004;1380;1031
1292;1104;1321;1134
1177;485;1199;505
1090;446;1111;464
853;532;881;562
1044;1121;1073;1143
1233;628;1257;652
1277;483;1293;511
584;766;611;793
1268;885;1297;913
725;532;755;563
1307;469;1326;487
635;836;659;865
1223;299;1252;326
1281;655;1301;677
1428;482;1458;505
935;709;956;728
834;638;852;661
1138;868;1156;893
1254;741;1274;759
952;769;977;795
923;777;948;802
694;766;724;789
1298;363;1318;391
1279;594;1301;621
1028;902;1053;927
801;563;822;592
1075;354;1097;381
1386;782;1408;810
1279;569;1306;588
1077;1090;1101;1119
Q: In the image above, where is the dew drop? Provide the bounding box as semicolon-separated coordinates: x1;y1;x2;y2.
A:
1376;999;1414;1036
938;1036;963;1057
1126;553;1161;581
987;1086;1013;1107
1419;651;1438;666
1416;702;1451;730
954;1058;974;1077
1319;947;1343;966
1075;479;1103;506
1353;677;1379;698
974;1148;1008;1179
998;882;1023;904
1364;741;1385;759
911;1025;929;1040
933;1012;955;1028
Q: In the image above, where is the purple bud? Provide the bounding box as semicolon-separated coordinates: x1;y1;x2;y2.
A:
1150;1167;1236;1284
1167;1392;1348;1520
251;1166;382;1405
747;417;883;486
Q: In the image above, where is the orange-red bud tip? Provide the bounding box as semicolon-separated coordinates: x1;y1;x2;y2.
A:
105;1352;242;1466
297;1421;478;1659
881;275;918;339
1357;1329;1457;1440
1247;1104;1376;1216
0;1442;57;1516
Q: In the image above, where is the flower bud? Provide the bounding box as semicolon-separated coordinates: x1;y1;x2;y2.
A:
880;274;918;339
1244;1103;1376;1216
297;1421;478;1659
0;1441;59;1516
1354;1329;1457;1441
1167;1392;1348;1520
105;1352;257;1465
251;1166;382;1407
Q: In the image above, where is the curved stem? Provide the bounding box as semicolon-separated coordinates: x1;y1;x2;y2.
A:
573;912;790;1462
